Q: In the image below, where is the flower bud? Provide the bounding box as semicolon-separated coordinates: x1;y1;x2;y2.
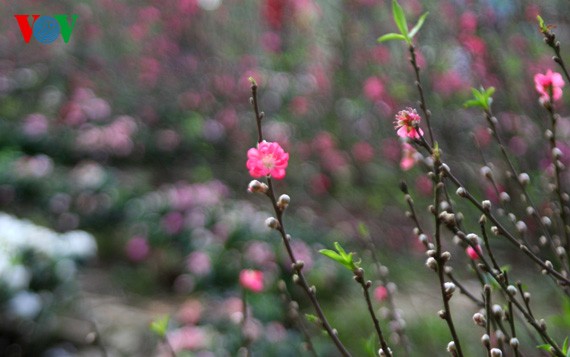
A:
277;194;290;210
472;312;486;327
265;217;280;229
481;334;490;348
447;341;456;353
510;338;519;349
426;257;438;271
441;251;451;262
507;285;517;296
456;187;466;197
499;192;510;203
515;221;527;234
482;200;492;211
553;147;563;159
466;233;479;245
542;216;552;226
480;166;492;179
248;180;268;193
490;348;502;357
492;304;503;319
518;173;530;186
444;282;456;296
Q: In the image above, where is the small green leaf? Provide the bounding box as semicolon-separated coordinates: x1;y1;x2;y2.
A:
305;313;320;324
392;0;409;38
358;222;370;238
334;242;349;260
537;15;547;32
485;87;495;97
463;99;481;109
319;249;344;264
364;334;378;357
562;337;568;354
537;344;552;352
150;315;170;338
409;12;429;39
377;33;407;43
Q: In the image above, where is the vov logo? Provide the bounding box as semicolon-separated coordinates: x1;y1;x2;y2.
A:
14;14;78;44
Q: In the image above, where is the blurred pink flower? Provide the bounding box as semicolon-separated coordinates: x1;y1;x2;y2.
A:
394;108;424;139
374;286;388;302
291;241;313;270
177;299;203;325
162;211;185;235
245;241;275;267
261;31;282;53
534;69;565;102
352;141;374;163
167;326;209;352
239;269;264;293
246;141;289;180
415;176;433;197
400;143;417;171
310;173;331;195
125;236;150;262
186;251;212;276
460;11;478;33
466;245;483;260
363;76;384;102
22;114;48;137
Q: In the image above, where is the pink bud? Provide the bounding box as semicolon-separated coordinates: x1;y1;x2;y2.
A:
374;286;388;302
466;245;483;260
239;269;264;293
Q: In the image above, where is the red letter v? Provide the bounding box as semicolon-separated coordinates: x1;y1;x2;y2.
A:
14;15;40;43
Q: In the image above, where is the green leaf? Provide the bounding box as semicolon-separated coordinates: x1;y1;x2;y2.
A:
358;222;370;238
392;0;409;38
305;313;320;324
319;249;344;264
563;337;568;354
537;344;552;352
409;12;429;39
463;99;481;109
377;33;407;43
537;15;547;32
485;87;495;97
364;334;378;357
150;315;170;338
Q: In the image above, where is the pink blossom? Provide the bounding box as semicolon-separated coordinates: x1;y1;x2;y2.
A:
400;143;417;171
186;251;212;276
239;269;264;293
534;70;565;102
125;236;150;262
363;76;384;102
374;286;388;302
352;141;374;163
394;108;424;139
167;326;208;352
466;245;483;260
246;141;289;180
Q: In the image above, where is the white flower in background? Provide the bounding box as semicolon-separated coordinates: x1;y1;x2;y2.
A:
8;291;42;319
0;212;97;310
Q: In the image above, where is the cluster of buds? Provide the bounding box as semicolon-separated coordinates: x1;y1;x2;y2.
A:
247;180;268;194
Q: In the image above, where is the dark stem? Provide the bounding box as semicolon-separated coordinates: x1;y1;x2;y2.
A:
241;288;252;357
408;45;435;146
354;270;392;357
484;285;492;357
249;82;352;357
442;166;570;286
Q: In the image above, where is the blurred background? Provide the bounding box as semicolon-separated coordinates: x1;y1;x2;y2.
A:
2;0;570;356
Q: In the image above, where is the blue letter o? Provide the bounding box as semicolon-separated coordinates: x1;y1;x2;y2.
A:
33;16;60;44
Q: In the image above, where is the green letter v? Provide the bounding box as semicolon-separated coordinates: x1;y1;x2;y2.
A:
53;14;78;43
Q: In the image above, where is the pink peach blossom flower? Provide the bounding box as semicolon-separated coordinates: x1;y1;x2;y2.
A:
400;143;418;171
394;108;424;139
239;269;264;293
246;141;289;180
374;286;388;302
466;245;483;260
534;69;565;102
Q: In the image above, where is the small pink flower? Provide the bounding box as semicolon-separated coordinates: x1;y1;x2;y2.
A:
400;143;417;171
394;108;424;139
466;245;483;260
246;141;289;180
534;69;565;102
125;236;150;262
374;286;388;302
239;269;264;293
